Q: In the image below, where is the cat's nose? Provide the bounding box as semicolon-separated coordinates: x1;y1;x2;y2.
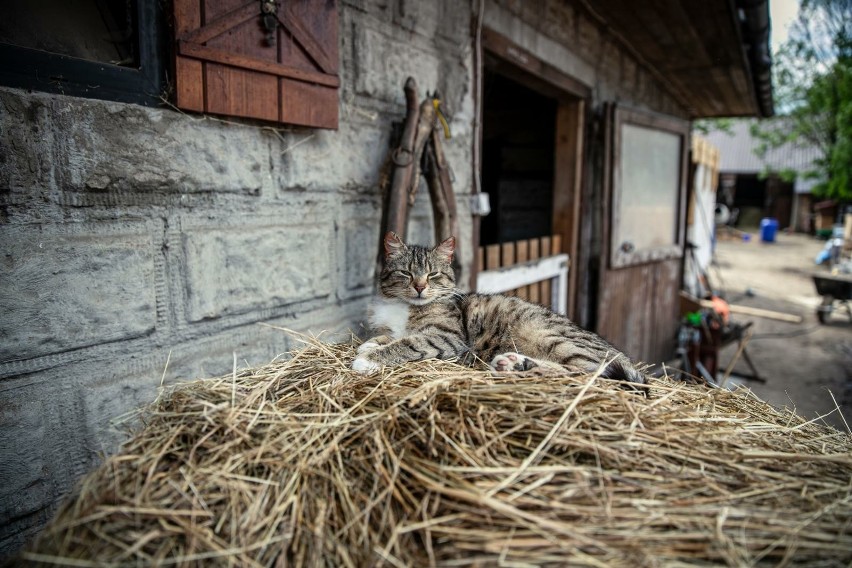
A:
413;284;426;295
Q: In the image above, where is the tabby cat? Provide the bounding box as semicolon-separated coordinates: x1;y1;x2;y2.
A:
352;232;645;385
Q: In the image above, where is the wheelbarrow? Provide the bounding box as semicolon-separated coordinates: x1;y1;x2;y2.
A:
812;273;852;323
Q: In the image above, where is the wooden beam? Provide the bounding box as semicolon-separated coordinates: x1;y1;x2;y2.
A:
701;300;804;324
552;100;584;320
481;28;591;100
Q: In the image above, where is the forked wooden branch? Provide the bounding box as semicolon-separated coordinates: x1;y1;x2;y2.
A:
380;78;461;280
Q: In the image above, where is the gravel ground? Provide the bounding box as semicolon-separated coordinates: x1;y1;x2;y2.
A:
709;230;852;432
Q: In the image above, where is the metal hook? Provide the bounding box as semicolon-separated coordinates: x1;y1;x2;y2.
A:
261;0;278;47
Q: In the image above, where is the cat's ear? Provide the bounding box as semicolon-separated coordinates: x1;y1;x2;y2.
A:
383;232;406;259
433;236;455;262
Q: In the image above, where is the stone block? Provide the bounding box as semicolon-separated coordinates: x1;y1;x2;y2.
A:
81;369;163;456
575;11;601;63
436;0;471;43
182;221;333;322
396;0;440;36
354;25;440;104
276;120;389;191
542;0;575;44
601;41;621;86
622;55;638;92
0;374;93;557
0;223;157;362
339;200;381;298
0;90;55;193
0;392;48;523
51;99;270;195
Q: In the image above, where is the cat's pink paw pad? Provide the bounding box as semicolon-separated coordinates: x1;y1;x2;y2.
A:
352;356;381;374
490;352;538;372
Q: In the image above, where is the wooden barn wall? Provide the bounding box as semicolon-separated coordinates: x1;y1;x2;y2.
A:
595;258;682;364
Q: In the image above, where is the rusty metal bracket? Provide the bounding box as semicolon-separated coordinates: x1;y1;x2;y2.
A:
260;0;278;46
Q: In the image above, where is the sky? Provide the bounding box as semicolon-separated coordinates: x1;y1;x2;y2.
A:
770;0;800;54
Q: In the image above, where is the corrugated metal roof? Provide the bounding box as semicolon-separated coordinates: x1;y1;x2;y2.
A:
703;119;823;193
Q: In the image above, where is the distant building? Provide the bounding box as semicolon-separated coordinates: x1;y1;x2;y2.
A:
704;119;822;232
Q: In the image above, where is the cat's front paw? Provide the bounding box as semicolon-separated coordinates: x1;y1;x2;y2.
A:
352;355;381;374
490;352;539;373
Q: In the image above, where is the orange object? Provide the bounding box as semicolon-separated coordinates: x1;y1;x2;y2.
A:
710;295;731;325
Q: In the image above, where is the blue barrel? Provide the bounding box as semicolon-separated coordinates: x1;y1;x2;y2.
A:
760;218;778;243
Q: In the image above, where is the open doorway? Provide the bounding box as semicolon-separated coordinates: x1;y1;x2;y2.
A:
480;70;557;246
718;173;794;228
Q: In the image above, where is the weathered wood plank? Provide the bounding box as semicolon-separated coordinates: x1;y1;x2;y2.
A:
485;244;501;272
515;240;529;300
528;239;540;305
540;236;552;305
502;242;515;296
552;100;584;320
173;0;204;112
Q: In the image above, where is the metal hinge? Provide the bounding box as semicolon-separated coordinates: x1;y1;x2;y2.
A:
261;1;278;47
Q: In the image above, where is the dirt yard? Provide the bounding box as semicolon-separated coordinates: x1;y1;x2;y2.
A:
709;231;852;432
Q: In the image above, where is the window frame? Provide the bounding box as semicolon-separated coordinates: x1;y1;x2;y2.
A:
0;1;167;107
609;106;690;269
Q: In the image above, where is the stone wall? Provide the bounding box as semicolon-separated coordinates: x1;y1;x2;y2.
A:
0;0;474;556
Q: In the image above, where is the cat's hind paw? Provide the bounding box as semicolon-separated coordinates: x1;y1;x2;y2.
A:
357;342;381;354
357;335;391;354
490;352;539;373
352;355;381;374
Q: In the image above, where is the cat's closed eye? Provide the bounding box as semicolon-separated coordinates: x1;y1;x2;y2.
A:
427;272;441;279
392;270;412;279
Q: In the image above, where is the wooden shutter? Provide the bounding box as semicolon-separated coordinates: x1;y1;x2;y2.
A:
174;0;339;129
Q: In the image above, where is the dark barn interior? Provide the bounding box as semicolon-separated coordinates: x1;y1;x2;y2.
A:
721;173;794;228
480;70;556;246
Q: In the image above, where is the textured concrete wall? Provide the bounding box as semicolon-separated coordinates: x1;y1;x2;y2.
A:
0;0;688;558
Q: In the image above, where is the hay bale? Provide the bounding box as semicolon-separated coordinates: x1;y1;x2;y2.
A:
21;340;852;567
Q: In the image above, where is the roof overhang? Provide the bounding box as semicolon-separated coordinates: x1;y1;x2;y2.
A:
580;0;774;118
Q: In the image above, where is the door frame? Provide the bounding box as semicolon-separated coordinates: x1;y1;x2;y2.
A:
476;27;591;320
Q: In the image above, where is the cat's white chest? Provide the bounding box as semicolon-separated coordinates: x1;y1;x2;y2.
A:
369;299;410;339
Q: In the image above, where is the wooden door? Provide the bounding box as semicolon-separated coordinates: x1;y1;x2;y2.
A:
596;105;690;364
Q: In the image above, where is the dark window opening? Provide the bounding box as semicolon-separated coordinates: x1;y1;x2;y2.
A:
2;0;138;66
725;174;794;228
0;0;165;106
480;70;557;246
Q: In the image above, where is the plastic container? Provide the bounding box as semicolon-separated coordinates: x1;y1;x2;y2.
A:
760;217;778;243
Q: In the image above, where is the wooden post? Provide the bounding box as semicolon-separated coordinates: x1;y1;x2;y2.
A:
408;98;437;206
384;78;421;238
426;123;461;280
552;99;584;319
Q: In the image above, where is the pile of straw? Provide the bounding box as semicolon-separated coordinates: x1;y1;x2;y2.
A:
23;340;852;567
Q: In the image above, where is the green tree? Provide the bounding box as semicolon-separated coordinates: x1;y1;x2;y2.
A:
753;0;852;201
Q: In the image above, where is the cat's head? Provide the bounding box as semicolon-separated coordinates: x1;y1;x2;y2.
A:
379;232;456;305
